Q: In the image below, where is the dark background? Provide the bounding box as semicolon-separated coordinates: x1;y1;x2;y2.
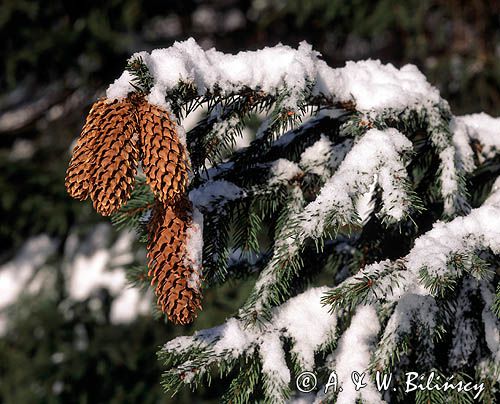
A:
0;1;498;402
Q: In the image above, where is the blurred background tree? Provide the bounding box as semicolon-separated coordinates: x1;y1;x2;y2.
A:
0;0;498;402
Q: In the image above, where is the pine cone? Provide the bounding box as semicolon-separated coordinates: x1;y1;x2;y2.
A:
88;99;140;216
65;98;140;216
147;199;202;324
66;95;203;323
138;102;190;204
65;98;109;200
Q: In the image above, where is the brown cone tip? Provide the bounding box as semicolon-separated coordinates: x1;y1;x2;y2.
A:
138;102;190;205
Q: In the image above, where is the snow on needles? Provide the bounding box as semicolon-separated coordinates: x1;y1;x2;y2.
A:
184;207;204;292
189;179;244;212
333;305;384;404
406;203;500;277
297;128;413;238
161;287;337;384
347;179;500;302
107;38;442;112
458;113;500;160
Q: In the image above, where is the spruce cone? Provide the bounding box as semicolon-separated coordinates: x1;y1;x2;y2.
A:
88;99;139;216
138;102;190;204
65;98;109;200
147;199;202;324
65;98;140;216
66;95;203;323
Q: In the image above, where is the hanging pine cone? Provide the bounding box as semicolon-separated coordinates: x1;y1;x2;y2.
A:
89;99;140;216
65;98;140;215
65;95;189;215
65;98;110;201
147;198;202;325
138;102;190;204
65;93;203;324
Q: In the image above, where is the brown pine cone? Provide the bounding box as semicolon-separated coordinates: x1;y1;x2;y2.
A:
147;199;202;325
65;98;141;215
138;102;190;204
65;98;109;200
88;99;140;216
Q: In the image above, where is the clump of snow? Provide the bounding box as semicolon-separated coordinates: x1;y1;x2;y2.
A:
106;70;135;100
69;226;132;299
298;128;412;237
111;287;152;324
260;332;291;386
333;305;384;404
162;287;337;386
438;145;462;215
67;225;151;324
458;113;500;160
376;294;438;369
338;179;500;304
184;207;204;291
316;60;442;112
107;38;443;113
274;286;336;369
406;205;500;276
269;158;303;185
189;180;244;211
0;225;152;333
299;134;333;177
249;186;305;311
451;118;476;173
355;175;377;225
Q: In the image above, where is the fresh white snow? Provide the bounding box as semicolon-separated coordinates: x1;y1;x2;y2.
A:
107;38;443;114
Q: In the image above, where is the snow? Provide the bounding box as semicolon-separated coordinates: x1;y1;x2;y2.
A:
406;204;500;277
355;175;377;225
161;287;337;385
298;128;412;237
316;60;442;112
67;225;151;324
376;294;438;370
250;186;305;311
107;38;443;113
184;207;204;291
0;225;152;333
107;70;134;100
333;305;384;404
0;235;58;334
451;118;476;173
269;158;303;185
299;134;333;177
189;179;244;211
336;179;500;305
260;332;291;384
439;145;461;214
274;286;336;369
102;38;500;397
458;113;500;160
110;287;151;323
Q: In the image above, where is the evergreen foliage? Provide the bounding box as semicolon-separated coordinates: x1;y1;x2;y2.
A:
99;41;500;403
